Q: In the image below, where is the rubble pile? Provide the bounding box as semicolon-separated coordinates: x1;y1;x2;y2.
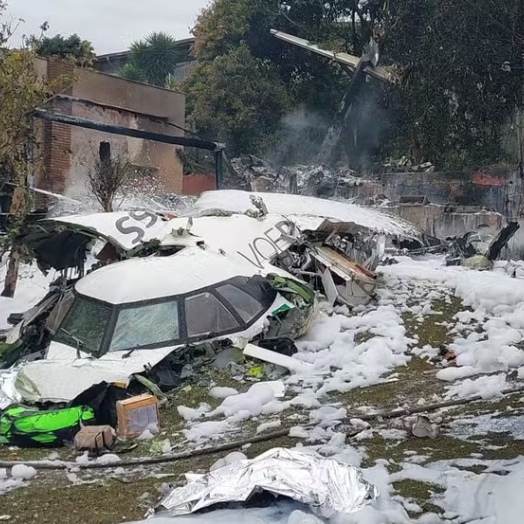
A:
445;221;520;269
381;156;435;173
228;155;363;199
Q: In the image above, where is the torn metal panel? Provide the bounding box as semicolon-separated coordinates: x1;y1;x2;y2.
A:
14;341;183;403
311;247;376;307
271;29;393;83
0;366;22;409
445;222;520;268
16;212;201;273
155;447;377;517
22;211;171;251
243;344;313;373
320;267;338;306
486;221;520;261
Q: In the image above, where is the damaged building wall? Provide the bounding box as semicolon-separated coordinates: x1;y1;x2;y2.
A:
352;167;519;238
182;174;217;196
384;204;504;239
375;167;521;218
33;58;186;197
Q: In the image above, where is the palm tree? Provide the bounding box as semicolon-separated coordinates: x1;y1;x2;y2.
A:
118;62;146;83
119;32;180;88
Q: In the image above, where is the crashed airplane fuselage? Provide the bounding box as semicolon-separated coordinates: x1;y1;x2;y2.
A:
2;190;427;405
3;247;317;405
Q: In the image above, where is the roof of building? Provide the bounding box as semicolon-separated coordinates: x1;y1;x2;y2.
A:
95;37;195;62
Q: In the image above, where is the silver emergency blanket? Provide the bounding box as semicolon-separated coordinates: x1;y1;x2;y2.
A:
155;448;377;518
0;366;23;410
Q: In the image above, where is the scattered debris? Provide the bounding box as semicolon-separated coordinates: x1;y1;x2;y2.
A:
116;394;159;440
243;344;312;373
446;222;520;268
0;189;435;454
403;415;440;439
1;189;425;414
74;425;116;452
382;157;435;173
152;447;377;518
228;156;363;198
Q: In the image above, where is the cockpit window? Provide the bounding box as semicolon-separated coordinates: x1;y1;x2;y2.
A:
57;297;111;355
55;275;276;355
216;284;265;323
185;292;239;338
109;300;179;352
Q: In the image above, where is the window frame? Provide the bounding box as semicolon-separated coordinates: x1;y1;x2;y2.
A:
215;283;268;324
54;293;114;356
54;275;277;357
108;299;182;353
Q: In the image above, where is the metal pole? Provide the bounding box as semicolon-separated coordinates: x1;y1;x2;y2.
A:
31;109;221;151
214;149;224;190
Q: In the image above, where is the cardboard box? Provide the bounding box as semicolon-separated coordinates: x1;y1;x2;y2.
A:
116;394;159;439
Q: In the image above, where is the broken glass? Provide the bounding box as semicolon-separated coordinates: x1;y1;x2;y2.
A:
57;298;111;355
216;284;265;323
109;301;179;352
46;290;75;335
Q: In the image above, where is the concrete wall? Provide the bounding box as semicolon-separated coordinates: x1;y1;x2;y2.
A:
375;166;521;218
383;204;503;238
34;58;186;197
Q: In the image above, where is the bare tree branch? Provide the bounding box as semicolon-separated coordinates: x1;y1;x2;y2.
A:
87;155;133;212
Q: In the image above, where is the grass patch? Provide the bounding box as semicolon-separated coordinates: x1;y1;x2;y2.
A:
402;296;465;349
361;433;481;467
393;480;444;515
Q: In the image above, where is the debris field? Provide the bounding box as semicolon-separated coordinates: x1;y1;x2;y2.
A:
0;190;523;524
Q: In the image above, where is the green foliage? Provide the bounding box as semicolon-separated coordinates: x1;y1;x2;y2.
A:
117;62;146;83
120;32;181;88
0;1;72;224
185;43;292;155
187;0;523;169
187;0;368;158
29;33;95;66
382;0;523;169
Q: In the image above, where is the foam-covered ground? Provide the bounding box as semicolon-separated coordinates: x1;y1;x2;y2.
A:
4;255;524;524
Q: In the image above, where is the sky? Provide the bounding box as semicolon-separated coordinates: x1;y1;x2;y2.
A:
6;0;211;54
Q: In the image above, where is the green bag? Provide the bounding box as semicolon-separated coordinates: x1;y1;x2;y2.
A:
0;405;95;448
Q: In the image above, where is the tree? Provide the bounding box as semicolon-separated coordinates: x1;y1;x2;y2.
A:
187;0;524;170
187;0;369;159
30;33;95;66
185;43;292;156
117;62;146;83
381;0;524;169
119;32;181;87
0;1;72;296
87;143;133;212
